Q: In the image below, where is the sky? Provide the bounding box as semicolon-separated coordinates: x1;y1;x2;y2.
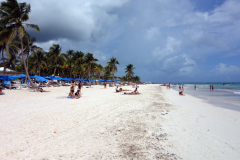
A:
17;0;240;82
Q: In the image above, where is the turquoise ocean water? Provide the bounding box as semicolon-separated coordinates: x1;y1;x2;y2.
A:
170;83;240;112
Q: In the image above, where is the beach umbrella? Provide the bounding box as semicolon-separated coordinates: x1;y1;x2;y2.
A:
0;74;3;77
0;75;15;80
62;78;70;81
30;75;39;78
43;76;51;79
18;74;26;78
83;79;89;81
50;77;62;80
11;75;20;78
36;77;48;81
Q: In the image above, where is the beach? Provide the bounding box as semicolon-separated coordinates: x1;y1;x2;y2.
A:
0;84;240;159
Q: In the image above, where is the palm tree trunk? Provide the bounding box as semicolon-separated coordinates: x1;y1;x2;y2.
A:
2;48;6;75
39;64;40;76
88;65;91;80
53;63;57;76
20;38;36;88
113;73;115;85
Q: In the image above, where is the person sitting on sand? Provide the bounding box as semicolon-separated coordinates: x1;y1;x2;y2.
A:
0;87;5;95
75;89;81;98
68;90;75;98
116;86;120;92
179;91;185;96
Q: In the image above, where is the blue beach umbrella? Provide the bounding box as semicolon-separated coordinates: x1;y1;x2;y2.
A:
11;75;20;78
18;74;26;78
1;75;15;80
43;76;51;79
62;78;70;81
36;77;48;81
30;75;39;78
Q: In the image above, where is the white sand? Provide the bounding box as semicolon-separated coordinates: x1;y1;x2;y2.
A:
0;84;240;159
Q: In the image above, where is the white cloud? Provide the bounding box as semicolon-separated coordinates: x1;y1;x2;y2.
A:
211;63;240;75
145;27;160;40
163;53;196;75
208;0;240;23
152;37;181;60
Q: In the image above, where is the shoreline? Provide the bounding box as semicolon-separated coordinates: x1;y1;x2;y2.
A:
162;86;240;159
0;84;240;159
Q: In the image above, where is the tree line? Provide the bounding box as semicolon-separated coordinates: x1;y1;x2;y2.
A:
0;0;141;86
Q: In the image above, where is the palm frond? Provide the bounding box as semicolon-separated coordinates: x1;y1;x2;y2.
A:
25;23;40;32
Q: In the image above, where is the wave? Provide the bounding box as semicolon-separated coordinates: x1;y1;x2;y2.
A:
217;89;240;95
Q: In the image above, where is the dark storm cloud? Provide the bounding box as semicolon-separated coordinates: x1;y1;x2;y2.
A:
18;0;240;82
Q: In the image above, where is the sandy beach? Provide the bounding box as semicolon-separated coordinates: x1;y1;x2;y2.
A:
0;84;240;159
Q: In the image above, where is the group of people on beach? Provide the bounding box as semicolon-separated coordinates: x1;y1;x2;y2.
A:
68;81;82;99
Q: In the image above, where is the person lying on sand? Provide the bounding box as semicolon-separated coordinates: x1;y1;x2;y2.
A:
75;89;81;98
124;88;140;95
0;87;5;95
30;87;50;92
179;91;185;96
116;86;130;92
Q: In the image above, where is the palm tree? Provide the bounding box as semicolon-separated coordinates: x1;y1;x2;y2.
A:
74;58;86;78
0;0;40;87
125;64;135;76
84;53;98;80
48;44;66;76
94;64;103;79
133;75;141;83
66;50;74;77
28;51;46;76
107;57;119;85
22;34;42;69
0;25;7;75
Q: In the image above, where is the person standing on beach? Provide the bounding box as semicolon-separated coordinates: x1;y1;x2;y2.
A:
212;85;214;90
104;81;107;88
210;85;212;90
194;84;196;90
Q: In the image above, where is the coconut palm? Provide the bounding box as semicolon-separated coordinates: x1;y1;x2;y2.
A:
48;44;66;76
65;50;74;77
107;57;119;85
28;51;46;76
125;64;135;76
0;0;40;87
133;75;141;83
84;53;98;80
0;25;7;75
74;58;86;78
22;34;42;69
94;64;103;79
